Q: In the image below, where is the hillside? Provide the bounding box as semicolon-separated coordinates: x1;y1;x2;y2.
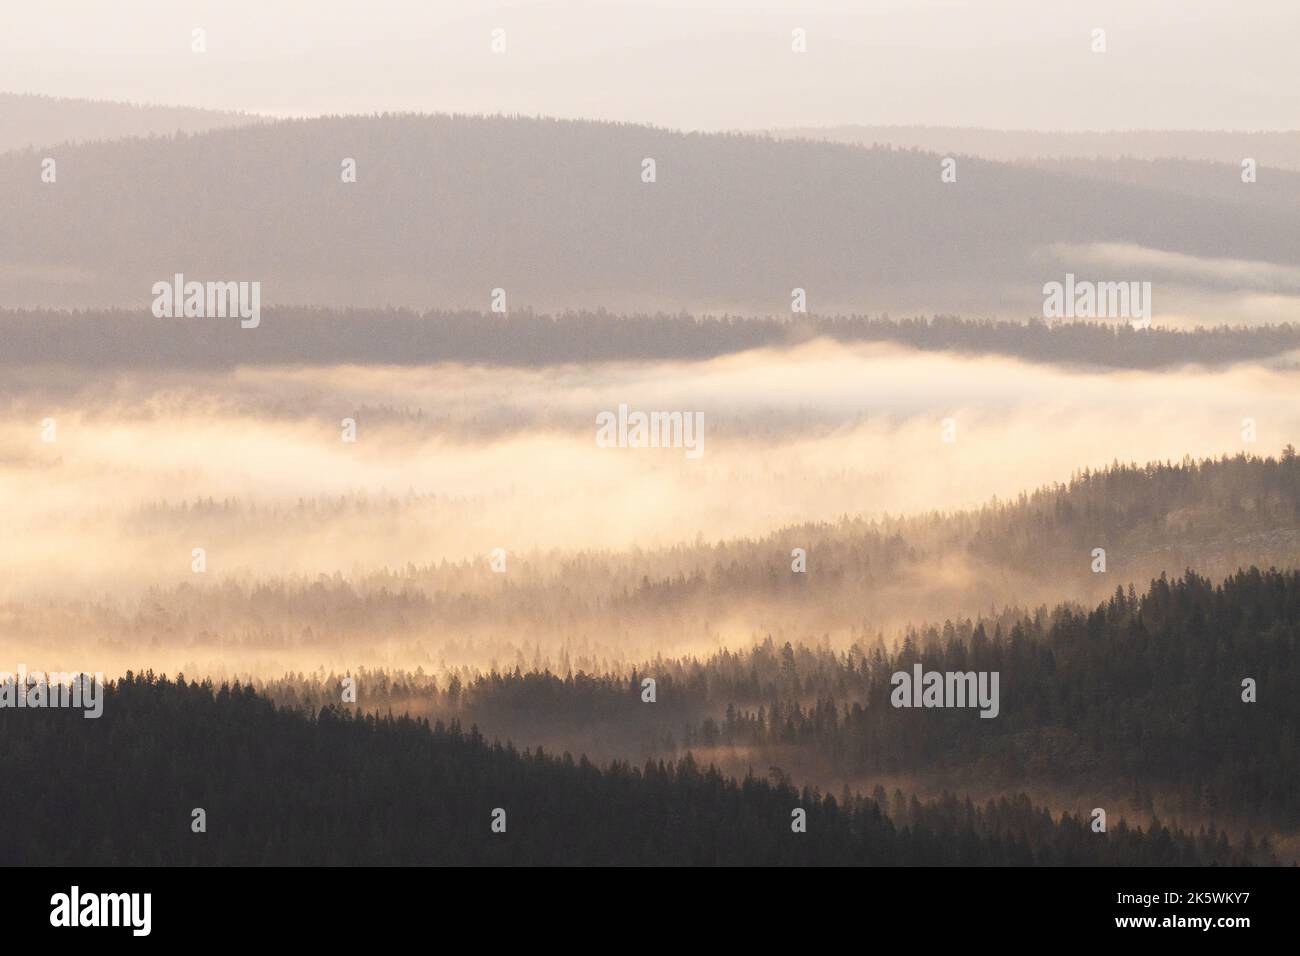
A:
768;125;1300;172
3;113;1298;315
0;92;262;154
7;453;1298;673
0;672;1269;866
254;567;1300;835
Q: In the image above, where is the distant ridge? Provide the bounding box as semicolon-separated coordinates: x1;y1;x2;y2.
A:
0;91;264;154
4;111;1300;315
766;125;1300;171
3;308;1298;370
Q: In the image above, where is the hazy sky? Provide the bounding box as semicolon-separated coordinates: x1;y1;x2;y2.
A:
4;0;1298;130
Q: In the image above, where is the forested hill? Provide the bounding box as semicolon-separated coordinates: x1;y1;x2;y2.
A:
12;453;1300;671
0;673;1270;866
767;125;1300;173
3;308;1298;370
0;92;261;154
255;567;1300;835
4;113;1298;313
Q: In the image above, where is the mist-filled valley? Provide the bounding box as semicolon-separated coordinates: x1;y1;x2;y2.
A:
3;81;1299;871
5;336;1300;668
5;322;1299;863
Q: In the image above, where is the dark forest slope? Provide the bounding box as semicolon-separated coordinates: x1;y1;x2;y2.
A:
256;567;1300;834
0;673;1270;866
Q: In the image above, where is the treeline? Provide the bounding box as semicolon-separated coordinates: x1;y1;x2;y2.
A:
251;567;1300;834
687;567;1299;828
770;125;1300;173
0;92;259;154
0;673;1272;866
6;452;1298;678
19;451;1295;664
4;307;1300;369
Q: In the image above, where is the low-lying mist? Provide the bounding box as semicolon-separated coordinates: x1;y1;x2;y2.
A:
3;338;1297;675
